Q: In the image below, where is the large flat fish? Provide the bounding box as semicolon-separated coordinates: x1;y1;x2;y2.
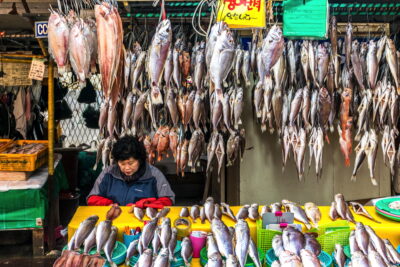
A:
69;19;91;88
95;2;123;101
48;11;70;74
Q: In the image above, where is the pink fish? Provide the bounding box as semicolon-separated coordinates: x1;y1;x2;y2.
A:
95;2;123;102
69;19;91;88
48;11;70;74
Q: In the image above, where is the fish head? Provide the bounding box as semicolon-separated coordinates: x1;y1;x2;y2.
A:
206;196;215;202
287;40;294;50
217;29;235;50
88;215;100;222
334;193;344;202
159;248;169;257
331;16;337;28
360;42;368;54
335;244;343;251
199;40;206;49
209;252;222;262
269;25;283;40
368;40;376;50
227;254;239;265
317;44;327;55
352;40;360;52
319;87;329;98
156;19;172;43
49;11;65;26
162;217;171;225
346;22;353;32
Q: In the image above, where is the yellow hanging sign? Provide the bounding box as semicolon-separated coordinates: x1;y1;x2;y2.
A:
216;0;266;29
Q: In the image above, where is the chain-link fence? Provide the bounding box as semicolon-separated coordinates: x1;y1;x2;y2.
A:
59;75;103;149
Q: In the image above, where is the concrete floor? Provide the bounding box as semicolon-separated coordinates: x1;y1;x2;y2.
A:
0;257;56;267
0;230;62;267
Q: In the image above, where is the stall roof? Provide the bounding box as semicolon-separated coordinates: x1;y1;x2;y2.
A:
0;0;399;52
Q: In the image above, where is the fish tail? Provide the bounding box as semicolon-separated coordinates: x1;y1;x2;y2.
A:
345;158;351;167
371;177;378;186
269;128;274;134
110;261;117;267
325;134;330;144
306;223;312;230
92;164;97;171
261;124;266;132
351;175;357;182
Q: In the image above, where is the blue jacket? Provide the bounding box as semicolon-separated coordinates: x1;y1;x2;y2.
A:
88;163;175;205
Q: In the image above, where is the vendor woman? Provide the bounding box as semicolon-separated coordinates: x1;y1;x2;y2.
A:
87;136;175;207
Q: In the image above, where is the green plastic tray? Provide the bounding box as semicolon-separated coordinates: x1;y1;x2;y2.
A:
200;247;265;267
265;248;332;267
62;241;127;266
375;198;400;221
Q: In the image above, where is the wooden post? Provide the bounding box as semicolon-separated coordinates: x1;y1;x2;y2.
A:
48;60;55;176
32;228;44;256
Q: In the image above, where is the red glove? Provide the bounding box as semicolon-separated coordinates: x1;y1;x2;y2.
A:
134;197;172;209
87;195;114;206
135;198;157;209
144;197;173;209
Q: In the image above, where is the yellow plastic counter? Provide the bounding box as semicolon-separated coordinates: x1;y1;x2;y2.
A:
68;206;400;267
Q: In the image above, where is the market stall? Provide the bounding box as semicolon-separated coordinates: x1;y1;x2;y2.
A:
65;197;400;267
2;0;400;265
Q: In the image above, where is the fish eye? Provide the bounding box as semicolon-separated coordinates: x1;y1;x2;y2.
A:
166;28;170;33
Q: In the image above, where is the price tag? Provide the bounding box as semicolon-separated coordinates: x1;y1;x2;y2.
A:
217;0;266;29
28;58;45;81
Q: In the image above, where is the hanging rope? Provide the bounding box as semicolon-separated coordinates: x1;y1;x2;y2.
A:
192;0;217;37
153;0;167;22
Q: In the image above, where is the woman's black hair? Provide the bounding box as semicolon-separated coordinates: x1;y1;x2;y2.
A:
111;135;147;165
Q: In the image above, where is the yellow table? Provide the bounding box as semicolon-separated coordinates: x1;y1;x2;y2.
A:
68;206;400;267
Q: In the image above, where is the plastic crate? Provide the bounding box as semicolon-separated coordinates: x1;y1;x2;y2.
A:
0;139;12;152
266;248;332;267
0;140;48;172
256;219;282;253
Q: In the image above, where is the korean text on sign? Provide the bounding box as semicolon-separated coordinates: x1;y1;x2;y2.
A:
217;0;266;29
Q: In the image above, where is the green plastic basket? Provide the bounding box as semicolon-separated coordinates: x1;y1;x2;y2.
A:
256;220;282;253
316;229;350;255
265;248;332;267
313;221;351;255
200;247;265;267
62;241;127;266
